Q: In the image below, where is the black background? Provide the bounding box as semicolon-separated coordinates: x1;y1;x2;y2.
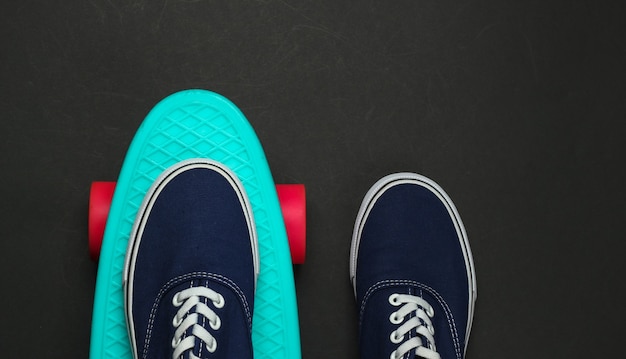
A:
2;1;625;358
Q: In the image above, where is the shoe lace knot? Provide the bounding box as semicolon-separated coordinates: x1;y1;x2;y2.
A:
171;286;224;358
388;293;440;359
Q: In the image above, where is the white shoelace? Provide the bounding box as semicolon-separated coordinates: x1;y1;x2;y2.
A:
171;286;225;359
388;293;441;359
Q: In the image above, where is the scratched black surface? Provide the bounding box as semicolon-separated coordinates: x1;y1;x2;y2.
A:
1;1;626;358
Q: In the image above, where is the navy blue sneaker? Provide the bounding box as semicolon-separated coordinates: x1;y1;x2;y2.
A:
350;173;477;359
123;159;259;359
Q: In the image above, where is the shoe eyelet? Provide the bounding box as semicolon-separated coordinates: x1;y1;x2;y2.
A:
207;338;217;353
171;336;181;348
210;315;221;330
172;315;183;327
172;292;183;307
389;311;403;325
426;305;434;317
388;294;401;306
214;294;225;308
389;330;403;344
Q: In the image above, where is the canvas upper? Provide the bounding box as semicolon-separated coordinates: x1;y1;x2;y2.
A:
123;159;259;359
350;173;477;359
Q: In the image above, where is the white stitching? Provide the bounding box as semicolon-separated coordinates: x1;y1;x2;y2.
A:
359;279;462;359
141;272;252;359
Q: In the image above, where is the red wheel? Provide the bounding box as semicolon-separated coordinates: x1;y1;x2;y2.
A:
276;184;306;264
89;181;116;261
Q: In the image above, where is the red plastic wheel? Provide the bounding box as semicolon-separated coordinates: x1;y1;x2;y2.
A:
89;181;116;261
276;184;306;264
87;181;305;263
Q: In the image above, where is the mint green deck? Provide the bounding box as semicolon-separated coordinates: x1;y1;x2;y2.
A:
89;90;301;359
